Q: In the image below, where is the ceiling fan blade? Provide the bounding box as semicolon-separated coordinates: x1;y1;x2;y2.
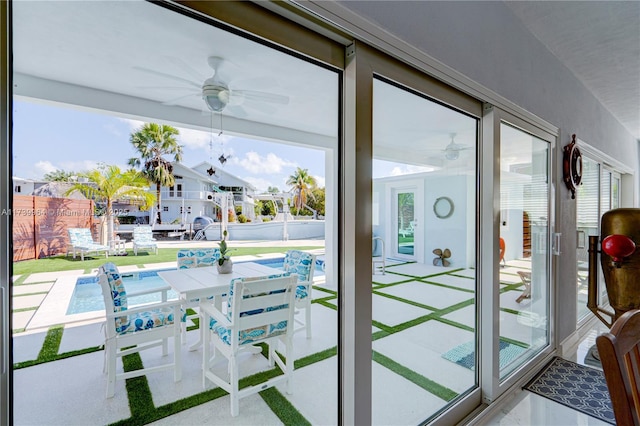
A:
133;66;201;89
233;75;278;90
224;105;249;118
443;249;451;258
442;259;451;267
167;56;204;82
433;248;443;256
138;86;200;91
233;89;289;105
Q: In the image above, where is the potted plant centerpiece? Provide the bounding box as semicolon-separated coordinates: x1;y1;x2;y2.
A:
217;230;234;274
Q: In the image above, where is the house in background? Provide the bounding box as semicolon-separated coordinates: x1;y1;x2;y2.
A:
153;161;256;226
191;161;257;221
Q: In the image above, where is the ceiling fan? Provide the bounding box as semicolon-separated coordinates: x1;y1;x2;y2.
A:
134;56;289;117
442;133;473;160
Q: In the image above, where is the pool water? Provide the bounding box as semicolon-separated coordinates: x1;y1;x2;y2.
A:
66;269;179;315
66;256;325;315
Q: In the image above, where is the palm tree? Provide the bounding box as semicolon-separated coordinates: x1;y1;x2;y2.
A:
65;165;155;243
286;167;317;216
128;123;183;224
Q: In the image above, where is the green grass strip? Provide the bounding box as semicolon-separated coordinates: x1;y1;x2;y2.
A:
313;286;337;296
37;326;63;361
316;299;337;311
14;346;103;369
418;279;475;294
12;307;38;313
373;351;458;402
261;387;312;426
372;289;438;311
11;275;28;285
123;353;156;421
295;346;337;370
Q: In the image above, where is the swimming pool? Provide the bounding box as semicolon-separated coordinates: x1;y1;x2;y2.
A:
66;256;325;315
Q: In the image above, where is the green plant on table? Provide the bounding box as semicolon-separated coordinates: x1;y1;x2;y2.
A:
218;230;235;266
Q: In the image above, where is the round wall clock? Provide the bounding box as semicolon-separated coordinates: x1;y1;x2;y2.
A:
433;196;454;219
563;134;582;199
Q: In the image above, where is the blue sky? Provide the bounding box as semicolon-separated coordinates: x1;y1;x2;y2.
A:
13;99;423;190
12;99;327;192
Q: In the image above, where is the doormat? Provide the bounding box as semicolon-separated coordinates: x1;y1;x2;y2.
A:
524;356;615;424
441;339;527;371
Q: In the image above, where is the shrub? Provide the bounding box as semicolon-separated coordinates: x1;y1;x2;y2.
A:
237;214;248;223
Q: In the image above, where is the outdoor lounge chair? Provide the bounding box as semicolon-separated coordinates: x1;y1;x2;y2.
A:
67;227;110;261
132;225;158;255
283;250;316;338
97;262;182;398
201;273;297;417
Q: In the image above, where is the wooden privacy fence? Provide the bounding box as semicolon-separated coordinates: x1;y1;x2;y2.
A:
13;195;97;262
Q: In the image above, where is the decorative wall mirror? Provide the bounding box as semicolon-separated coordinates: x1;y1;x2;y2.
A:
433;196;454;219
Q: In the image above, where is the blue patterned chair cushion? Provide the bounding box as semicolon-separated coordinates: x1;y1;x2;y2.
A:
68;228;108;251
100;262;130;332
101;262;178;332
208;273;292;346
117;309;175;335
133;226;156;246
177;248;220;269
283;250;315;300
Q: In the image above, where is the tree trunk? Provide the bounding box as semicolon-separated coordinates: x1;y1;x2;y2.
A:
156;182;162;224
106;199;114;243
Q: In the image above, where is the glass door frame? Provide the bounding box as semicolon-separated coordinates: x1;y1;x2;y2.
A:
481;106;557;402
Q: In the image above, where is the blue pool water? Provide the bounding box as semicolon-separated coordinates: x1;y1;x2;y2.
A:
66;256;325;315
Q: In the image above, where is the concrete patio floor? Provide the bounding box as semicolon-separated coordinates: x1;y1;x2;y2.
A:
10;243;541;425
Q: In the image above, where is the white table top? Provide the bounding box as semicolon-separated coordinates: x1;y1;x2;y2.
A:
157;262;279;300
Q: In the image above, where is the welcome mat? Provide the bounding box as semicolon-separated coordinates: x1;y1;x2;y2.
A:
441;339;527;370
524;356;615;424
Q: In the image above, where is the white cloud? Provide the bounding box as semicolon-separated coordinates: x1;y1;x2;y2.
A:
244;176;276;193
313;175;325;188
117;117;145;133
234;151;296;174
34;161;57;175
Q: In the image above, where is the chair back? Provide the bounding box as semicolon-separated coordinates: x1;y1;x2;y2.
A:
133;226;154;242
222;273;297;349
177;248;220;269
97;262;130;334
596;309;640;425
68;227;94;245
283;250;316;283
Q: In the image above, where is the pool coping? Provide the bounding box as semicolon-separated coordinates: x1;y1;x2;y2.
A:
27;252;327;331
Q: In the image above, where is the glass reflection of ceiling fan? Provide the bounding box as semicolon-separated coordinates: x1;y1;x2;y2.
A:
442;133;473;160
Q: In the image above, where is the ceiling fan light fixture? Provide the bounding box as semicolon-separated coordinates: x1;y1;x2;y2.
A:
445;149;459;161
202;80;229;112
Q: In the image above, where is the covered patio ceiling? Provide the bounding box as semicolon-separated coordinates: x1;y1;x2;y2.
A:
13;1;544;170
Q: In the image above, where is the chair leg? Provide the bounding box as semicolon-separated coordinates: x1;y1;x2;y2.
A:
305;301;312;339
285;337;293;395
174;327;182;382
106;343;117;398
230;355;240;417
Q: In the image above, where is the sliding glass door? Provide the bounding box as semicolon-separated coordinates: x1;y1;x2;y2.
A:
498;122;552;379
371;70;481;423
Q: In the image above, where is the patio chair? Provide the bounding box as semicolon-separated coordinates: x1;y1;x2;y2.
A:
67;227;110;261
372;236;386;275
97;262;182;398
596;309;640;425
201;273;298;417
283;250;317;338
132;225;158;255
176;248;221;342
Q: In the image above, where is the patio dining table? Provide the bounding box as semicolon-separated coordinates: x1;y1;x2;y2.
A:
157;261;280;350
